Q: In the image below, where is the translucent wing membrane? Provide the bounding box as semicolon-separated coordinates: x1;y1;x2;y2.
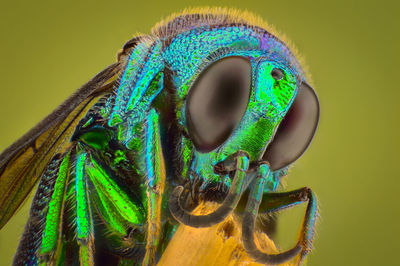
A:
263;82;320;170
0;63;121;229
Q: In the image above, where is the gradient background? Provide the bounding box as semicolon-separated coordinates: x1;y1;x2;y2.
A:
0;1;399;265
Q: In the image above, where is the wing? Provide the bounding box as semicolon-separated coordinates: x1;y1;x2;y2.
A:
0;62;121;229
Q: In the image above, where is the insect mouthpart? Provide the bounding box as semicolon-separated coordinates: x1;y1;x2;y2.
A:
169;151;251;228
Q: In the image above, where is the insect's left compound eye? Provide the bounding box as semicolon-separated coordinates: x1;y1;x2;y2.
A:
186;57;252;152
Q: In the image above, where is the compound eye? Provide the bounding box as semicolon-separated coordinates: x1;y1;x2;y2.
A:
186;57;252;152
263;82;320;170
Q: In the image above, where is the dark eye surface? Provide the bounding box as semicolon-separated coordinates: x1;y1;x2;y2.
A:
271;68;284;80
186;57;252;152
263;82;320;170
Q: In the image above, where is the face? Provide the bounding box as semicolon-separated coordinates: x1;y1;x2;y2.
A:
161;24;319;191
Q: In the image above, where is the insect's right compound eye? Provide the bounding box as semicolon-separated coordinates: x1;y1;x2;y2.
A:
186;57;252;152
263;82;320;170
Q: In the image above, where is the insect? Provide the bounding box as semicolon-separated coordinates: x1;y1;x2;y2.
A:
0;7;319;265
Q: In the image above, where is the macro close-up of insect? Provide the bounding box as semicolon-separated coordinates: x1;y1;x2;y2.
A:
0;7;321;266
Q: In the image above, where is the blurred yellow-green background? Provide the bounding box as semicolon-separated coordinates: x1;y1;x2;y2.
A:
0;0;399;265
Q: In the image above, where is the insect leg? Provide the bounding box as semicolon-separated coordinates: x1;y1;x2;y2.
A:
142;109;166;265
260;187;318;264
168;151;249;228
86;156;145;234
86;154;146;260
242;164;317;265
74;151;95;266
13;153;68;265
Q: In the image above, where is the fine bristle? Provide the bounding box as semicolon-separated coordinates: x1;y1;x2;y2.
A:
151;7;311;83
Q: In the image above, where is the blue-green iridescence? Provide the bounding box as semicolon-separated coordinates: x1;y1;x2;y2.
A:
86;156;145;226
75;152;92;241
180;138;193;179
126;41;164;112
179;58;296;190
46;18;308;263
12;14;315;265
166;27;299;191
109;40;164;128
109;40;153;126
162;26;303;100
40;152;70;256
113;150;128;166
253;61;296;120
145;109;162;188
90;182;128;235
125;71;164;148
265;171;279;192
107;24;303;194
79;126;112;151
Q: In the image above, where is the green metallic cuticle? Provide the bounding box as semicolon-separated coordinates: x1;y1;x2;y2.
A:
75;152;92;241
126;71;164;127
258;164;277;192
40;152;71;256
113;150;128;165
180;138;193;179
182;58;297;193
116;71;164;148
265;171;279;192
86;156;145;225
163;26;259;91
6;12;321;265
125;42;164;112
253;61;297;121
238;155;250;173
79;126;112;151
100;95;114;119
90;183;127;235
117;124;126;142
164;25;300;100
81;117;94;129
109;113;124;128
110;41;153;127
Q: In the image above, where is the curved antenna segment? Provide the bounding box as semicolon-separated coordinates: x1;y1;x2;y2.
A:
169;152;249;228
242;164;307;264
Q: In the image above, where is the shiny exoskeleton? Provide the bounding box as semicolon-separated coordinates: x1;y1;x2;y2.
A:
0;8;319;265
